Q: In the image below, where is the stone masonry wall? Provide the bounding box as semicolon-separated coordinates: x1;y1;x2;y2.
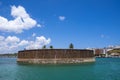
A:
17;49;95;64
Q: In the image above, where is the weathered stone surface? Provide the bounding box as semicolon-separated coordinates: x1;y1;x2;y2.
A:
17;58;95;64
17;49;95;64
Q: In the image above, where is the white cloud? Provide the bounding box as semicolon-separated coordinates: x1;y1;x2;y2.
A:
59;16;66;21
32;33;36;37
5;36;20;43
0;36;19;53
18;40;29;46
0;35;51;53
26;36;51;49
0;36;5;41
0;5;39;33
37;24;42;27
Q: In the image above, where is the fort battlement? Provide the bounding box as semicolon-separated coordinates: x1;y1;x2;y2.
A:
17;49;95;64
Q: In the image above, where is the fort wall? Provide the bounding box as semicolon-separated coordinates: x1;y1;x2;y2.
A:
17;49;95;64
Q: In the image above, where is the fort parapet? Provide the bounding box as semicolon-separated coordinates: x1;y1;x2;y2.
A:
17;49;95;64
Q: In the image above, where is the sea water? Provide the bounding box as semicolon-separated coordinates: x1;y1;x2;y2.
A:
0;58;120;80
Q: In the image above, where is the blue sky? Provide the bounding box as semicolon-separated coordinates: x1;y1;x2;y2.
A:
0;0;120;53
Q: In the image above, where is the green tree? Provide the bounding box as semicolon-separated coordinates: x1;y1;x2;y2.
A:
42;45;46;49
50;45;53;49
69;43;74;49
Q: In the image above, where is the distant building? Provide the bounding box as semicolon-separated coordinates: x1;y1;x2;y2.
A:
107;48;120;57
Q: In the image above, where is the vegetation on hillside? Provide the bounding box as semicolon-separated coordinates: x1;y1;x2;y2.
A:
0;53;17;57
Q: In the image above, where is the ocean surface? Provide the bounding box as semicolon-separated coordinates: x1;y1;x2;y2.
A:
0;58;120;80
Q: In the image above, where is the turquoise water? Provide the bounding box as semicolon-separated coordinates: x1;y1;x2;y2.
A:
0;58;120;80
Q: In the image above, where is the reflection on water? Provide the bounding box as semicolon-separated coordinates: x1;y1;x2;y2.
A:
0;58;120;80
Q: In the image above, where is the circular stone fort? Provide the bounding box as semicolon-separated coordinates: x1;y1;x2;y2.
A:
17;49;95;64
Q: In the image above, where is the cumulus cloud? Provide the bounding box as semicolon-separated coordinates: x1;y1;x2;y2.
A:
37;24;42;27
32;33;36;37
59;16;66;21
18;40;29;46
5;36;20;43
0;35;51;53
26;36;51;49
0;5;39;33
0;36;20;53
